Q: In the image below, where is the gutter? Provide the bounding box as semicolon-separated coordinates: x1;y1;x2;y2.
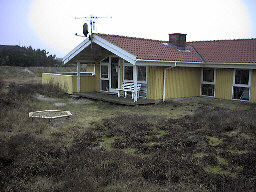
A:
136;59;256;69
163;62;177;102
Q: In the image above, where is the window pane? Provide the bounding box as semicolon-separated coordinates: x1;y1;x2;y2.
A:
102;57;109;63
111;63;118;89
124;66;133;80
201;84;214;96
203;69;214;82
101;80;109;91
233;87;249;100
138;66;146;81
235;70;249;85
111;57;119;64
101;65;108;78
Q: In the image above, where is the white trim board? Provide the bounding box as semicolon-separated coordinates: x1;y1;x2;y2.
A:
63;38;91;65
136;59;256;69
93;34;137;65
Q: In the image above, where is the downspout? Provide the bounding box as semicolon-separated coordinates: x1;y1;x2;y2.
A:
163;62;177;102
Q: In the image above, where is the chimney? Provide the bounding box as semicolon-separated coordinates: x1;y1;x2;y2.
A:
169;33;187;50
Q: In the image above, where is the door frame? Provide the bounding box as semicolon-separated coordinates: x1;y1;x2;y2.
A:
100;56;120;92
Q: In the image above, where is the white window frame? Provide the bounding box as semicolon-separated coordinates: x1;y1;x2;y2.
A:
100;56;120;92
200;68;216;97
232;69;252;101
123;61;148;84
100;63;110;91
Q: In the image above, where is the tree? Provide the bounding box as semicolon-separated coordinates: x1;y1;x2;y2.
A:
0;45;62;67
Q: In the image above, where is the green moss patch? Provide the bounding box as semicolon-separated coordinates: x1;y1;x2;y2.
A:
206;136;223;146
229;150;248;155
100;135;116;149
216;155;228;166
204;165;235;177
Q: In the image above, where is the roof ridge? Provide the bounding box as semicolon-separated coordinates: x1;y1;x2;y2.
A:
96;33;256;44
188;38;256;43
95;33;166;43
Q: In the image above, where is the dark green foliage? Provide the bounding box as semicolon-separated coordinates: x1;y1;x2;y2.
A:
0;45;61;67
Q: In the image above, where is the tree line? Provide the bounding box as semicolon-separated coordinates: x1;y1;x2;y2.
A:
0;45;62;67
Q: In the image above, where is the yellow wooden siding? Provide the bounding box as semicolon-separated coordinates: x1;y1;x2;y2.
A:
147;67;164;100
71;76;96;92
165;67;201;99
42;73;74;94
215;69;233;100
250;70;256;102
86;64;95;73
42;73;97;94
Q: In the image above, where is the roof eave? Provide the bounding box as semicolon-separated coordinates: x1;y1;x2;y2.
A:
93;34;137;65
136;59;256;69
62;37;91;65
62;34;138;65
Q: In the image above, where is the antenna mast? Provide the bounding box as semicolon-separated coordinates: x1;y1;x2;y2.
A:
75;15;112;37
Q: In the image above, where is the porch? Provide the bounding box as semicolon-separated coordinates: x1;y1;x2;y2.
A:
62;36;145;102
75;92;156;106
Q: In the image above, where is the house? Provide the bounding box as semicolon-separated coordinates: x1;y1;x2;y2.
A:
42;33;256;102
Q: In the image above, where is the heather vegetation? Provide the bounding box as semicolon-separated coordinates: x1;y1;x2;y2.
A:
1;67;256;191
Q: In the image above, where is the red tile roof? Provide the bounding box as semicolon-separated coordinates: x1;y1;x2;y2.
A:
97;34;201;62
96;33;256;63
188;39;256;63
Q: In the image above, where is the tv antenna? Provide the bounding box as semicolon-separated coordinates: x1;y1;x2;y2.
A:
75;15;112;37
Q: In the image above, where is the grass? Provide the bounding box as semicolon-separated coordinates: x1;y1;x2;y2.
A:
100;135;116;149
204;165;235;177
206;136;223;146
1;66;256;191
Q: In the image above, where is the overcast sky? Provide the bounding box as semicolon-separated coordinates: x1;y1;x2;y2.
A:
0;0;256;58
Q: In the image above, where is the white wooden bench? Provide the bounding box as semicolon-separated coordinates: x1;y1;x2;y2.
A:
117;82;141;99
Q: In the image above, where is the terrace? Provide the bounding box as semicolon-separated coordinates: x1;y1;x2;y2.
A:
75;92;155;106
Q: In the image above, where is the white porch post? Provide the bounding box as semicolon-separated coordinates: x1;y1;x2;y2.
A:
77;61;81;93
133;64;138;102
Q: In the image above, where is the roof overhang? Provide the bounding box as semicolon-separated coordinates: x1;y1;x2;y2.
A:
136;59;256;69
63;34;137;65
93;34;137;64
63;38;91;64
63;34;256;69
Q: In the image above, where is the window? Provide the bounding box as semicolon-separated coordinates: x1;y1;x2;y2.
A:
201;68;215;97
233;69;251;101
138;66;146;81
123;62;147;83
124;66;133;80
203;69;214;82
235;70;249;85
201;84;215;96
101;65;108;78
233;87;249;100
102;57;109;63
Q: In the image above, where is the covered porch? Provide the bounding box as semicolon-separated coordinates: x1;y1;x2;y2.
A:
62;35;145;102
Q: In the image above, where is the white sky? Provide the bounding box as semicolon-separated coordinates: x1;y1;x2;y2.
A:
1;0;255;57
